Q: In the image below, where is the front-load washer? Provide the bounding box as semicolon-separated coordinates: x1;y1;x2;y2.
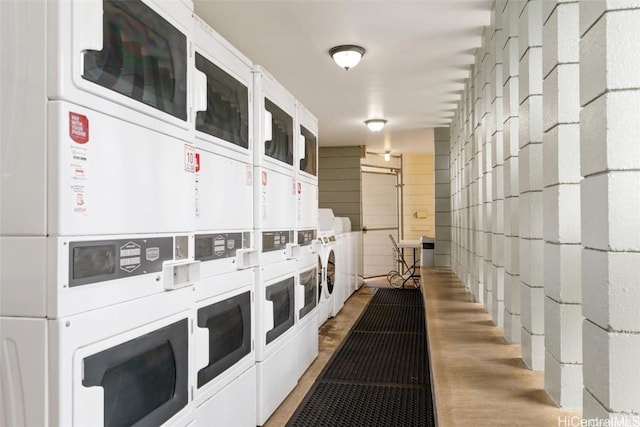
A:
0;286;195;427
316;234;336;326
192;268;256;427
294;252;319;379
255;258;299;425
253;66;299;266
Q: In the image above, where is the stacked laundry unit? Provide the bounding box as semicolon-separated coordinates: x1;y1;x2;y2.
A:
252;66;301;425
293;101;320;379
191;16;258;427
0;0;202;425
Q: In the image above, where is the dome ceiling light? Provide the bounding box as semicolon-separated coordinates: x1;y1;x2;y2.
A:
365;119;387;132
329;45;366;70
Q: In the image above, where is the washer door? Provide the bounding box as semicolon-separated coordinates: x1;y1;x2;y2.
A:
325;249;335;296
317;255;324;302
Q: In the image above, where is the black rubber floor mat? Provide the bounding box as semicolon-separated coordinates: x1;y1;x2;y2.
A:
369;288;423;306
352;303;425;333
321;331;429;384
287;382;434;427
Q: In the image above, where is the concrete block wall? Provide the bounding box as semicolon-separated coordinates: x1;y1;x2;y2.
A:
434;128;451;267
502;0;521;341
444;0;640;417
518;0;545;371
542;0;582;409
579;0;640;421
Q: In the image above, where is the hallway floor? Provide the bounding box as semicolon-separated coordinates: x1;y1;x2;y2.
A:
265;269;581;427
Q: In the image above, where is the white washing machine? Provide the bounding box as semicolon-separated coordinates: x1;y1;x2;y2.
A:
255;259;299;425
0;286;195;427
294;252;319;379
331;223;347;318
317;234;337;326
253;66;299;267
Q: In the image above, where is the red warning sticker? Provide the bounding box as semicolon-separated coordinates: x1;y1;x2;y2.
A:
262;171;268;186
69;112;89;144
195;153;201;172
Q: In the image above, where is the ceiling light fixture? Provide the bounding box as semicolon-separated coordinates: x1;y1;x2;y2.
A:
384;151;391;162
365;119;387;132
329;45;366;70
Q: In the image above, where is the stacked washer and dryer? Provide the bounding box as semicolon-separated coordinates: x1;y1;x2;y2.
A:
0;1;359;426
1;1;203;425
191;16;258;427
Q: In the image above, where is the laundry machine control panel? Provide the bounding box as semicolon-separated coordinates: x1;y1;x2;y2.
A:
195;232;251;261
297;229;317;246
262;230;293;252
68;237;175;287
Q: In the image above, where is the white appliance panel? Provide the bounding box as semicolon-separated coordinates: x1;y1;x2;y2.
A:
296;181;318;229
195;149;253;232
254;167;297;230
295;101;318;186
49;101;196;236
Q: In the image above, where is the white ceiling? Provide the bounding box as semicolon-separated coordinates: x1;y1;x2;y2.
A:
194;0;492;155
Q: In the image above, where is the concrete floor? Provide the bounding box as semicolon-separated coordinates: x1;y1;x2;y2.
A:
264;269;581;426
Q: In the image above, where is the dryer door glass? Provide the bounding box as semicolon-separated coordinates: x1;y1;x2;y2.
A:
326;250;336;295
83;0;188;120
82;319;188;427
196;291;252;388
299;267;317;319
299;125;317;176
264;98;293;165
265;277;295;344
195;53;249;148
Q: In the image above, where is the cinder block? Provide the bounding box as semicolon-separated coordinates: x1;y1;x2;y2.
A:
503;118;520;162
492;131;504;166
519;0;543;57
581;10;640;107
435;197;452;213
543;124;581;187
583;319;640;412
521;143;544;193
492;165;504;201
503;0;520;41
583;249;640;332
581;91;640;177
435;183;451;198
543;2;580;77
492;299;505;327
518;192;531;239
543;184;581;244
435;169;450;184
529;238;545;287
434;127;451;142
503;42;520;91
521;282;545;334
527;191;543;240
581;172;640;251
579;0;640;37
503;76;520;119
435;154;450;170
519;47;543;102
521;329;545;370
504;311;522;343
504;268;521;310
545;351;583;409
503;156;519;199
485;287;494;313
435;212;452;227
545;297;583;362
544;242;582;303
543;64;580;131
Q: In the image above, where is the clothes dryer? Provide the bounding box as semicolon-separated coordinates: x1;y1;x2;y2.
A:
255;259;299;425
253;66;299;266
295;101;318;238
0;287;195;427
316;234;336;326
1;0;205;238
